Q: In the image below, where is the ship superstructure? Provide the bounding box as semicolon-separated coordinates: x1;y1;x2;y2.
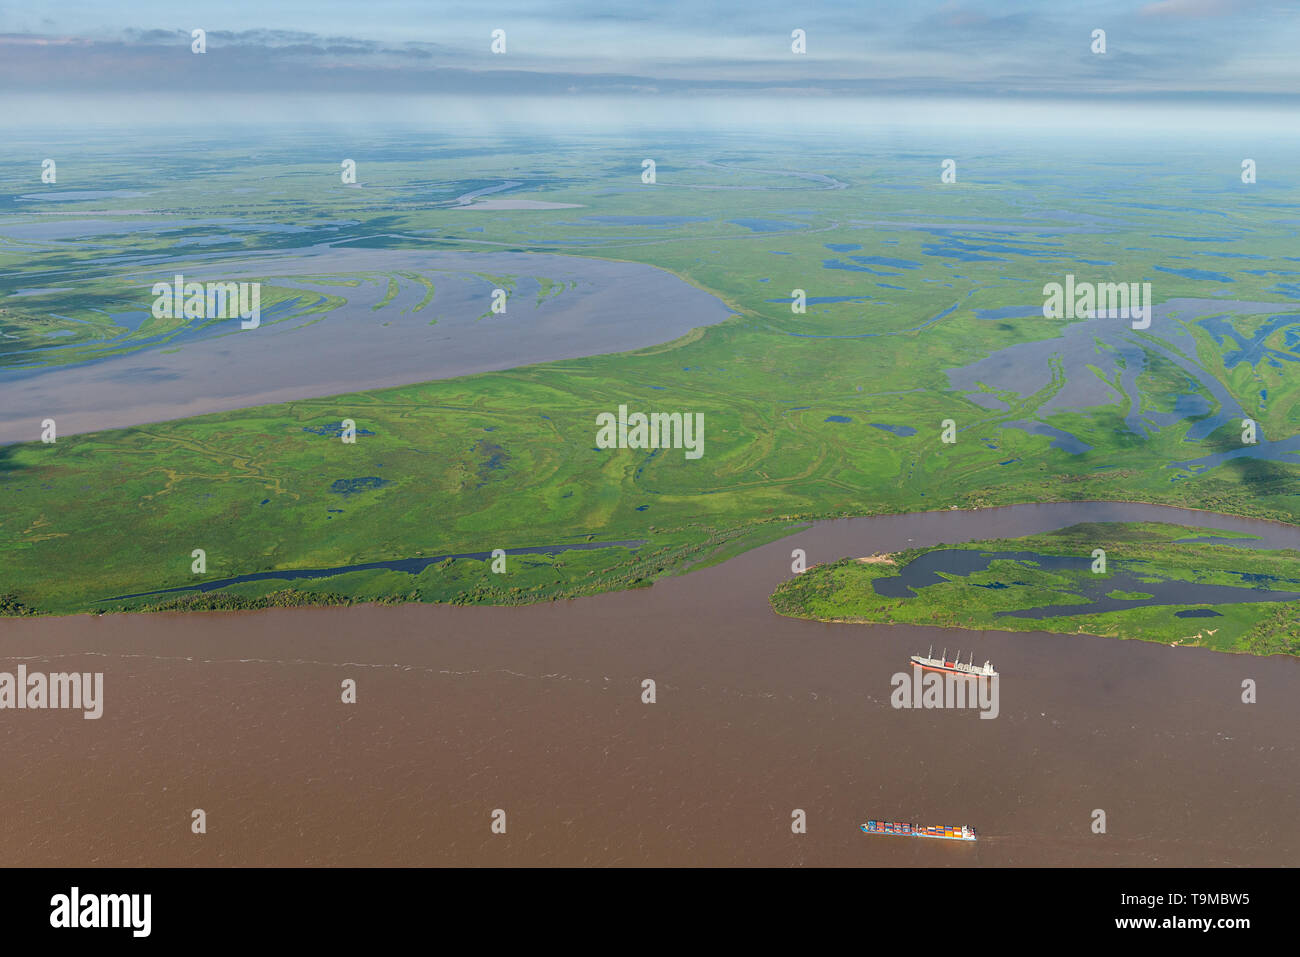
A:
909;645;997;678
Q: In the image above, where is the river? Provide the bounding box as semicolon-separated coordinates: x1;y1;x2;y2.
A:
0;248;735;444
1;501;1297;865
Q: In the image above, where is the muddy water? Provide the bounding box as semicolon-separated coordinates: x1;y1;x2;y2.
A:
1;502;1297;866
0;248;735;444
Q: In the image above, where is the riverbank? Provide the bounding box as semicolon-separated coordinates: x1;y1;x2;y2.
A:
2;500;1297;866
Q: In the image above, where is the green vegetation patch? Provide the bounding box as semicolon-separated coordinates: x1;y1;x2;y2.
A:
770;522;1300;656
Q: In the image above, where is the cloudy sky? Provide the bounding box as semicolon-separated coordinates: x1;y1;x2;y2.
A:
1;1;1296;130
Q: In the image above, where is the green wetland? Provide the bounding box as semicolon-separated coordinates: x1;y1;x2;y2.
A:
2;129;1299;654
771;521;1300;656
3;126;1300;868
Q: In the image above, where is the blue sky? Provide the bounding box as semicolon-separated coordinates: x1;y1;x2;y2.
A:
1;0;1297;98
1;1;1297;133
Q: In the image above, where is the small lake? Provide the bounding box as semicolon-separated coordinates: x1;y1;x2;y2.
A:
873;547;1300;618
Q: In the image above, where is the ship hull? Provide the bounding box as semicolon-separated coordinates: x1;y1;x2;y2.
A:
909;657;997;678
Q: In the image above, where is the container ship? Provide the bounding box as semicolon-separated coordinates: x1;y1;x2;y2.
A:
861;820;977;842
909;645;997;678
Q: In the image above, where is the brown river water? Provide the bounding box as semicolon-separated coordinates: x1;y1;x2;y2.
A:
2;501;1297;866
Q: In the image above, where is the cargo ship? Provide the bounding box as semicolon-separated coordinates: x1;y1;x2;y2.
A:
910;645;997;678
861;820;977;842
